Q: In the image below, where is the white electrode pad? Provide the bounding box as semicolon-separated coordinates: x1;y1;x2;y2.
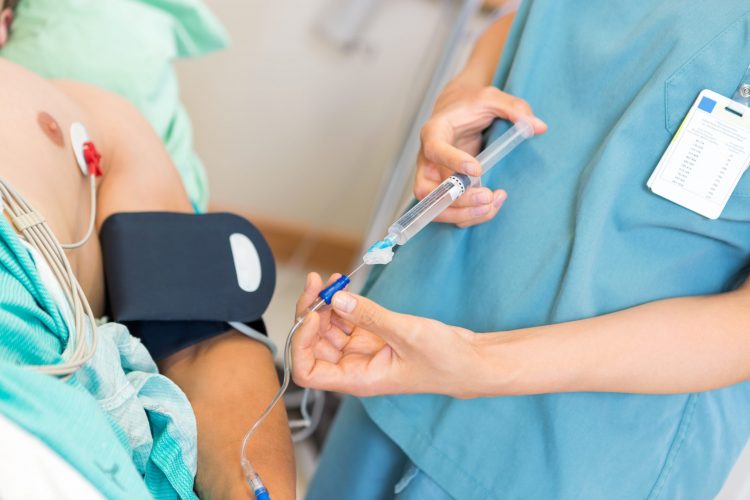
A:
647;89;750;219
70;122;91;176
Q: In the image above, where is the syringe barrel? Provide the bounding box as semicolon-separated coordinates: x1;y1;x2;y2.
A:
470;118;534;187
384;118;534;246
388;174;470;245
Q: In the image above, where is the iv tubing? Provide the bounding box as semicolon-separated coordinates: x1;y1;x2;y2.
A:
240;263;366;498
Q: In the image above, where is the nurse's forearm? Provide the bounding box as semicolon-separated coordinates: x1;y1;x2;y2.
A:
456;13;516;85
474;288;750;396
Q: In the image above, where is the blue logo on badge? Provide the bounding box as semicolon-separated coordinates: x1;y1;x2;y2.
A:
698;96;716;113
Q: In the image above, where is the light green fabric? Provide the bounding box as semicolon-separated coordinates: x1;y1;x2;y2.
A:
0;0;230;211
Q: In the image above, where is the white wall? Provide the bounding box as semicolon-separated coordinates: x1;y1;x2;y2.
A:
176;0;457;236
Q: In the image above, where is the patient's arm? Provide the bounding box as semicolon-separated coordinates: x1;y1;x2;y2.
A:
161;332;296;499
54;81;295;499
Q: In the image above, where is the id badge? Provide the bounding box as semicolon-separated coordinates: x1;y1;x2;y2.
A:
647;89;750;219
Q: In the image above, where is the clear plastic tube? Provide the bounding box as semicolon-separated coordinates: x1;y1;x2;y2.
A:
239;264;366;499
386;118;534;246
239;310;313;499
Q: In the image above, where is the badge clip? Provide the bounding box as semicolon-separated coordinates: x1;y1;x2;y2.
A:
731;64;750;107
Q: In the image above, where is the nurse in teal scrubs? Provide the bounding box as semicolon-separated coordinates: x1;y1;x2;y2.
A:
295;1;750;498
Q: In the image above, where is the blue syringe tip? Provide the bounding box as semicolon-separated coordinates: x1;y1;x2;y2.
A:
318;274;351;304
254;486;270;500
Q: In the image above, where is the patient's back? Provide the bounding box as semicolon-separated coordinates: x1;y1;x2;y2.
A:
0;58;104;313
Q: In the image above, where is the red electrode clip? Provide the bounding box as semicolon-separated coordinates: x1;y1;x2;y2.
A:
82;141;102;177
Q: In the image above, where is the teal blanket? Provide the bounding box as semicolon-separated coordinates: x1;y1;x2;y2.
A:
0;215;198;499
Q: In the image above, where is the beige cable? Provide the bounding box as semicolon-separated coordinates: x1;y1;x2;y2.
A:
61;175;97;250
0;176;98;378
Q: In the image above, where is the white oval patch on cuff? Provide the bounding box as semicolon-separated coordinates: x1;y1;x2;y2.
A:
230;233;262;292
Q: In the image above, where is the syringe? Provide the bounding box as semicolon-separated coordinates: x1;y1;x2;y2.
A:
239;118;534;499
385;117;534;246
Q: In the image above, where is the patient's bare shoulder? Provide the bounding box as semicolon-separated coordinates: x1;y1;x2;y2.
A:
51;80;143;121
50;80;148;167
51;79;192;218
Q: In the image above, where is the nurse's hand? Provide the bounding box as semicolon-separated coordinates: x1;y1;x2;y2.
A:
292;273;480;398
416;80;547;227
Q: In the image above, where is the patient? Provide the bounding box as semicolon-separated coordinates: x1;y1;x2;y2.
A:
0;1;293;498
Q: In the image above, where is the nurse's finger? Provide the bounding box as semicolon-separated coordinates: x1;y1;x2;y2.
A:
414;153;445;200
292;310;322;379
296;272;323;318
296;272;344;318
325;273;343;285
330;292;413;349
416;170;494;211
420;164;442;183
456;190;507;228
421;120;482;177
414;170;440;201
433;203;492;225
477;88;548;134
344;329;388;356
415;161;492;207
330;316;354;336
293;359;347;393
416;147;494;209
449;186;494;209
313;337;343;364
433;189;506;226
322;327;351;351
415;154;444;184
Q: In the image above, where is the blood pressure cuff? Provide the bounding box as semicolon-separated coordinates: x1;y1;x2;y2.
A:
100;212;276;360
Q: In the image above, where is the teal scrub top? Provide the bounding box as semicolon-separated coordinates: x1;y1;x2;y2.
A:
361;1;750;498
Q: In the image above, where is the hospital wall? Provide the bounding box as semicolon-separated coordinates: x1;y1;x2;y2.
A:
176;0;464;263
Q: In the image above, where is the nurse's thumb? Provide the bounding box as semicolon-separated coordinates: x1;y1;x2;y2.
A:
331;292;404;343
